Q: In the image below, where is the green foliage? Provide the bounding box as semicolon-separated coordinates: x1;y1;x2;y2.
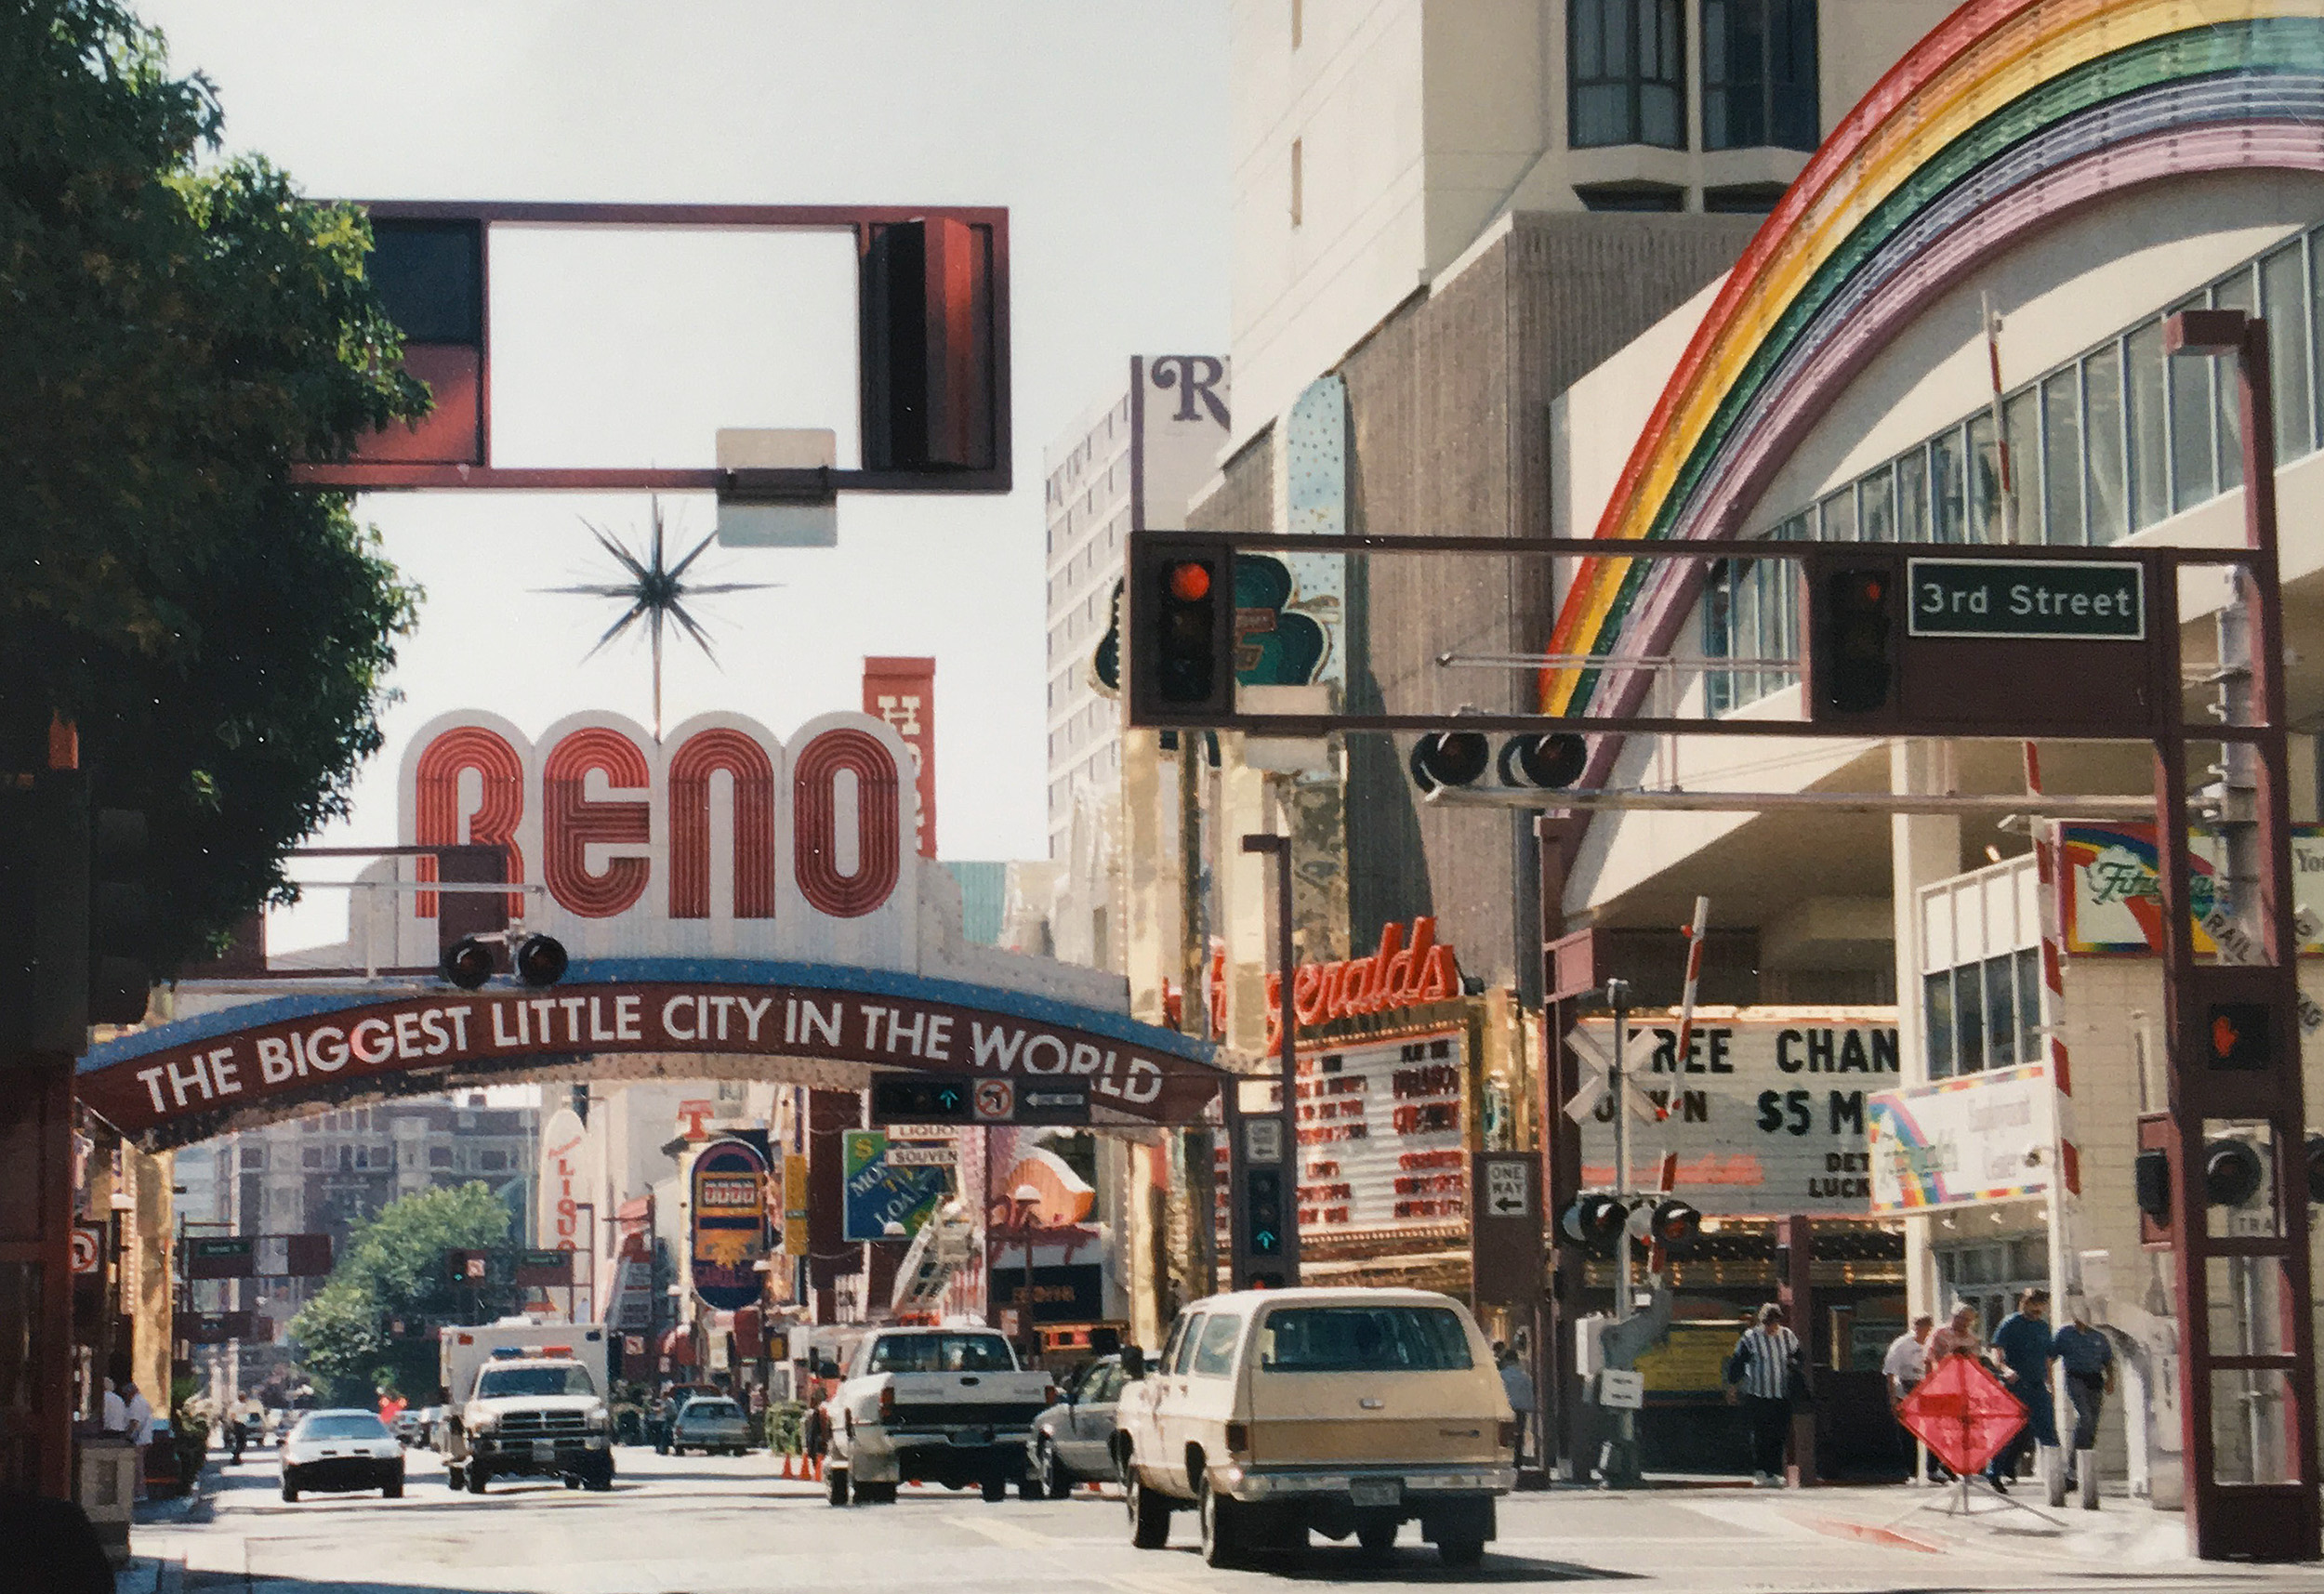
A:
0;0;429;969
288;1183;510;1405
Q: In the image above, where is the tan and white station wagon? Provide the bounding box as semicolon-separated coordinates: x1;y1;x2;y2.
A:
1112;1287;1515;1567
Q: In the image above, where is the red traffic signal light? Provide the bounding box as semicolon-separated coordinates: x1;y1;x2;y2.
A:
1646;1198;1702;1245
1560;1193;1626;1258
1128;533;1236;724
1813;564;1896;720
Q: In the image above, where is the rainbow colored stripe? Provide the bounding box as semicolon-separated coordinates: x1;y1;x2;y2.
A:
1541;0;2324;731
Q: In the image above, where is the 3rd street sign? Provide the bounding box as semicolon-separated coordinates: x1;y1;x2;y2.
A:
1908;557;2144;640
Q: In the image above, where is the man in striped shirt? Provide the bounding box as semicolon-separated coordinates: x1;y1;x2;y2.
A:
1724;1303;1801;1486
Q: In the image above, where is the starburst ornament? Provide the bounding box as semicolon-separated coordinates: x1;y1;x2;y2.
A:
539;500;777;741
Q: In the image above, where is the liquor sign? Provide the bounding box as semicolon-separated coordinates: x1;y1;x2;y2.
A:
863;657;937;861
1868;1063;2057;1214
535;1106;595;1320
842;1130;952;1242
2061;823;2324;956
1575;1013;1898;1216
690;1138;769;1311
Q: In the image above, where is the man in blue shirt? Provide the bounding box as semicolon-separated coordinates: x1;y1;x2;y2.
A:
1987;1287;2055;1492
2051;1305;2115;1489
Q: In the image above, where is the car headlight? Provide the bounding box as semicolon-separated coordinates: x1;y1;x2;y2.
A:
470;1413;497;1433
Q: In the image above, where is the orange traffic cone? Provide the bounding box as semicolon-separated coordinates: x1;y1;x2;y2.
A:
778;1451;794;1480
811;1455;824;1482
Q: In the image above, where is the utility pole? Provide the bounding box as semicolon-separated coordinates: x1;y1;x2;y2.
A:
1607;980;1631;1322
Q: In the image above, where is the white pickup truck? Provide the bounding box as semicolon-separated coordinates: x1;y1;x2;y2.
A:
816;1326;1055;1505
438;1319;614;1495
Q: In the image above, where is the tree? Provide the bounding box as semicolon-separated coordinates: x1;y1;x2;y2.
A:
0;0;429;970
288;1183;511;1404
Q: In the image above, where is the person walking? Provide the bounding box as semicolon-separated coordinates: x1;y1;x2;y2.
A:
119;1380;154;1501
1724;1303;1801;1487
2051;1306;2115;1492
1882;1314;1935;1479
1495;1338;1536;1470
1926;1302;1980;1364
1987;1288;2055;1493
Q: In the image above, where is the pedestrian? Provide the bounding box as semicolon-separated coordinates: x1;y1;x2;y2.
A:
1882;1313;1936;1479
1926;1302;1980;1364
99;1378;127;1435
1723;1303;1802;1487
2051;1305;2115;1490
1496;1337;1536;1469
119;1380;154;1501
1987;1287;2055;1493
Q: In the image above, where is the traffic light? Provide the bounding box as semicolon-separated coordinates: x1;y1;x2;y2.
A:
2202;1138;2265;1207
441;936;495;990
1499;732;1588;790
870;1074;973;1124
2135;1149;2172;1230
1812;565;1896;720
1408;731;1491;792
512;933;568;987
1244;1167;1286;1258
2204;1001;2271;1070
1560;1193;1626;1258
1644;1198;1702;1246
1127;533;1235;724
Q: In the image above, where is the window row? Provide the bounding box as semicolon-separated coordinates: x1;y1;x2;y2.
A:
1708;224;2324;712
1571;0;1817;154
1923;947;2040;1080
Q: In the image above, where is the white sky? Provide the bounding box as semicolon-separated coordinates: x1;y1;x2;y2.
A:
134;0;1230;950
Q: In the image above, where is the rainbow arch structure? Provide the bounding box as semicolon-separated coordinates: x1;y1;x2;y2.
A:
1540;0;2324;754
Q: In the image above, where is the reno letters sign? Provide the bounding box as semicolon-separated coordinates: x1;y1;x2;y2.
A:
394;709;919;970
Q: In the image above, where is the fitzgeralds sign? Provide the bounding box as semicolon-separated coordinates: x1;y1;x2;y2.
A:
1259;917;1460;1051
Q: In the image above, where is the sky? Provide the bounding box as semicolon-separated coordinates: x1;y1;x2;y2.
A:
133;0;1232;950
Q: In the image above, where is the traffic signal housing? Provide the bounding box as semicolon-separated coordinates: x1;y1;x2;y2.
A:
1560;1193;1626;1258
1244;1166;1287;1262
1644;1198;1703;1246
1499;732;1588;790
2202;1137;2265;1207
1811;563;1898;722
1408;731;1491;792
870;1074;974;1125
1127;533;1236;725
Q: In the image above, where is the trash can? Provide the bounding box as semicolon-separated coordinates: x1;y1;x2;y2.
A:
75;1433;139;1567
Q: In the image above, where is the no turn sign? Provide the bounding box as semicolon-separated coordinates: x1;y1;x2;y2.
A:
70;1227;102;1275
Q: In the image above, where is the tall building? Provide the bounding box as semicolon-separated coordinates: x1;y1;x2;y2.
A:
1040;356;1231;968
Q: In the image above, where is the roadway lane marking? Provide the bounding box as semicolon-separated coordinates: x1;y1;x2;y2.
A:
1109;1569;1209;1594
944;1512;1058;1550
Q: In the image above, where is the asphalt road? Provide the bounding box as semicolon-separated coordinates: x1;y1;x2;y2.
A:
139;1443;2324;1594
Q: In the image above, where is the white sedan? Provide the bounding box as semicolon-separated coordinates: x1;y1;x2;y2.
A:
281;1410;405;1501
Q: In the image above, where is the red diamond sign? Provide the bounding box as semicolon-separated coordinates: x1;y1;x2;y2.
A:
1895;1353;2026;1477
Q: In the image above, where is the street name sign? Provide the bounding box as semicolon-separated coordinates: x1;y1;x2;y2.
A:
1907;558;2144;640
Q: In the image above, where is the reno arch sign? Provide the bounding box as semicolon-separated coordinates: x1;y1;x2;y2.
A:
395;709;918;969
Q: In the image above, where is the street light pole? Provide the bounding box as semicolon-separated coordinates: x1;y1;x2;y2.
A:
1240;833;1301;1286
1605;979;1631;1324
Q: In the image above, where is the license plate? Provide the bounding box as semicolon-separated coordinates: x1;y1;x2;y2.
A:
532;1440;556;1462
956;1427;992;1446
1350;1479;1400;1508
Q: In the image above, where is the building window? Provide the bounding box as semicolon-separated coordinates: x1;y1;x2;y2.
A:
1289;138;1303;228
1704;183;1788;214
1570;0;1684;150
1924;949;2040;1079
1576;183;1684;213
302;1146;322;1170
1702;0;1817;151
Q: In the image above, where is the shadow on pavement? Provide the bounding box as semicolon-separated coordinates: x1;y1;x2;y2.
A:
1178;1545;1637;1583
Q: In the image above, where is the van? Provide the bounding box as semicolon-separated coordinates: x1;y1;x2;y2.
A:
1112;1287;1514;1567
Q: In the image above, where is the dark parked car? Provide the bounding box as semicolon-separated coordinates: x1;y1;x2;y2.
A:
1025;1356;1124;1498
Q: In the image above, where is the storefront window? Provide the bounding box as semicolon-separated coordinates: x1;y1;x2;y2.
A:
1967;412;2001;540
1858;464;1894;542
1816;484;1855;541
1953;963;1984;1074
2261;242;2312;460
2015;946;2040;1061
1924;970;1956;1079
1983;954;2016;1068
2040;369;2081;543
2170;293;2215;511
1895;446;1929;541
2083;342;2127;543
2003;389;2039;539
1933;427;1969;542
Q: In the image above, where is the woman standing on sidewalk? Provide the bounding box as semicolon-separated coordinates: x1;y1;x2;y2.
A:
1724;1303;1802;1487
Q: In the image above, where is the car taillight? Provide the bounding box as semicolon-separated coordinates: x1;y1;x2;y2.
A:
1225;1422;1249;1456
1496;1419;1520;1453
878;1386;895;1421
